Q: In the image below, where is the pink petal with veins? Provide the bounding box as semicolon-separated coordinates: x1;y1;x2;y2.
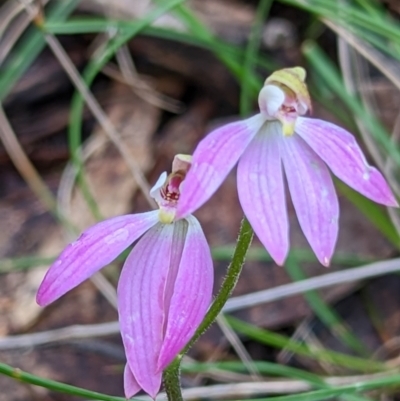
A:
296;118;398;206
237;121;289;265
281;135;339;266
36;211;159;306
118;223;174;398
176;114;265;218
123;364;141;399
158;216;213;369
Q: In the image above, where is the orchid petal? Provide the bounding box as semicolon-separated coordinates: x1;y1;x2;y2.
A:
36;211;159;306
123;364;141;398
281;135;339;266
296;118;398;206
158;216;213;369
237;121;289;265
176;114;265;218
118;223;174;398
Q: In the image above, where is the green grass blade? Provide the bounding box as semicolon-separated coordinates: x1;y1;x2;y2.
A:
0;362;129;401
66;0;186;219
240;0;273;116
303;40;400;168
182;361;372;401
278;0;400;44
212;246;375;265
226;315;385;372
44;20;275;72
0;0;80;101
0;256;55;273
154;0;264;93
235;372;400;401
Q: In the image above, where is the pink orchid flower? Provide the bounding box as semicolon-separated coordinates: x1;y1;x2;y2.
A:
36;155;214;399
176;67;397;266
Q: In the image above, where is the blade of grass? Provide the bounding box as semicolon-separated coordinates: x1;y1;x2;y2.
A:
240;0;272;115
0;0;80;101
226;315;385;372
212;246;375;265
303;40;400;168
44;17;277;70
0;362;128;401
43;20;275;71
183;360;325;385
153;0;264;93
0;256;55;273
183;362;376;401
235;372;400;401
278;0;400;44
67;0;186;196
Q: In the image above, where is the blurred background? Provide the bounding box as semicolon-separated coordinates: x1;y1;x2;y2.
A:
2;0;400;400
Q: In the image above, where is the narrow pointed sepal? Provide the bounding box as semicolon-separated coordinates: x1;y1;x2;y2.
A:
157;216;213;370
124;364;141;399
176;114;265;219
118;218;213;398
296;117;398;207
237;121;289;265
118;223;172;398
281;135;339;266
36;211;159;306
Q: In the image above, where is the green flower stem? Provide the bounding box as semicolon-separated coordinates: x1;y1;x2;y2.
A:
163;218;254;400
163;357;184;401
186;217;253;351
0;362;125;401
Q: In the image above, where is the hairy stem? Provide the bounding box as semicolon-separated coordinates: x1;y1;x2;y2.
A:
185;217;254;352
163;358;184;401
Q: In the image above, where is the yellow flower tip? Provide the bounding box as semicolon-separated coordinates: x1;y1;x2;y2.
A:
158;209;175;224
176;154;192;163
289;66;307;82
265;66;312;115
172;154;192;174
265;66;306;86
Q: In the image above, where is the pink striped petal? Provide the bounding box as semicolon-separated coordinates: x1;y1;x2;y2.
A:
281;135;339;266
36;211;159;306
123;364;141;398
176;114;265;219
296;118;398;206
237;121;289;265
117;223;175;398
158;216;213;369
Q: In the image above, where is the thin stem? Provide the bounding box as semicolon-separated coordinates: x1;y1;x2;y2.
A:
163;218;254;397
163;357;184;401
183;217;254;353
